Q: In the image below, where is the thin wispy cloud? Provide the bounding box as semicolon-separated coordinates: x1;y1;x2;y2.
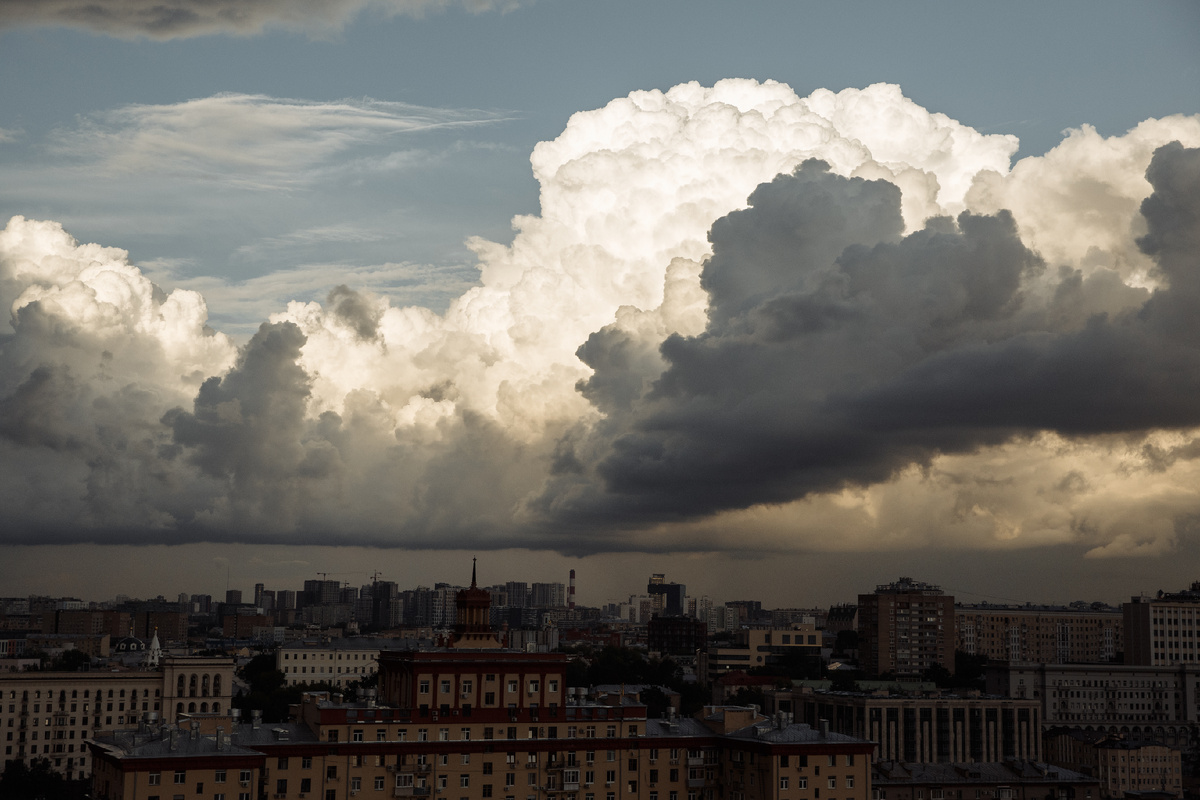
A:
47;94;509;189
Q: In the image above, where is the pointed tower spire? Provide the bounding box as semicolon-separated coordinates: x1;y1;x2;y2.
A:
471;556;478;589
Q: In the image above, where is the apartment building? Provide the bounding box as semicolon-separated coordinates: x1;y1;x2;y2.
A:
1044;729;1183;799
956;604;1121;664
1124;584;1200;667
859;579;954;679
91;684;876;800
0;654;234;781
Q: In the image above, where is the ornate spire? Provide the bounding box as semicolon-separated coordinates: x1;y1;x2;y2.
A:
471;556;477;589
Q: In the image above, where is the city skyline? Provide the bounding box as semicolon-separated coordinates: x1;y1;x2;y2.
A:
2;3;1200;604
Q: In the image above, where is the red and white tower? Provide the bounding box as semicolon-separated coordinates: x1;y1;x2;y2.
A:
568;569;576;610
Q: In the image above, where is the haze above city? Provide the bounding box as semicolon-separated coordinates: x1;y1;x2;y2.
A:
1;2;1199;607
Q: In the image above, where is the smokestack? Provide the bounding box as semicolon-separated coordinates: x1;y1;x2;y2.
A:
569;569;576;611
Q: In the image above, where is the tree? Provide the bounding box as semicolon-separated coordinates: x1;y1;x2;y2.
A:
0;757;67;799
50;649;91;672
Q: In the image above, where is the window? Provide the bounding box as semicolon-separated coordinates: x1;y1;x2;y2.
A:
781;778;790;790
328;766;339;780
440;728;450;741
376;777;386;790
352;777;362;791
353;729;364;741
549;680;559;693
419;729;429;741
174;771;186;785
828;756;837;767
829;778;837;789
462;775;471;787
277;758;288;770
420;680;431;693
846;777;854;789
798;779;808;789
442;681;452;693
508;681;519;692
484;787;494;798
277;779;288;794
302;757;313;769
149;772;161;785
240;770;251;785
301;779;312;793
606;726;616;738
845;755;855;767
216;770;226;783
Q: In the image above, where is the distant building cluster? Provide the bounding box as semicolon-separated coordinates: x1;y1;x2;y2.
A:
5;570;1200;800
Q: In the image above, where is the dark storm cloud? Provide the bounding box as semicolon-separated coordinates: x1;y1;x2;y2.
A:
0;0;523;39
541;146;1200;527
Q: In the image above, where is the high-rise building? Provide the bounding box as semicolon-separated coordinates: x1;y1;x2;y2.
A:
647;574;686;616
530;582;566;608
859;577;955;678
225;589;242;605
505;581;529;608
1124;582;1200;666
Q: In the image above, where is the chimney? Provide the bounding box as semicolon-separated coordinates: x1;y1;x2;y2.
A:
252;710;262;730
191;720;200;740
819;719;830;738
169;727;179;751
216;726;225;750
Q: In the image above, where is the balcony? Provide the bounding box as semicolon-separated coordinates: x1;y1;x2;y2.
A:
687;778;707;788
394;787;432;797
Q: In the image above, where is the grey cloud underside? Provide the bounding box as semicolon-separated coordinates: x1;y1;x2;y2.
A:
0;0;517;38
544;146;1200;525
2;145;1198;551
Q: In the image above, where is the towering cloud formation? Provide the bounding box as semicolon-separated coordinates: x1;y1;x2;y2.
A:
2;80;1199;556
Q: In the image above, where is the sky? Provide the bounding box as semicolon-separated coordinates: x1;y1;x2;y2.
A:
1;1;1199;610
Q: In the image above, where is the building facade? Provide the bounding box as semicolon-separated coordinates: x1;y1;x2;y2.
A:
0;655;235;781
956;605;1121;665
859;579;955;679
773;690;1043;764
1124;584;1200;667
986;663;1200;751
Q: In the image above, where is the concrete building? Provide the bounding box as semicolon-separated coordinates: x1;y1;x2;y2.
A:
774;689;1043;764
986;663;1200;751
956;604;1121;665
0;654;235;782
91;722;265;800
859;578;955;679
277;637;418;688
93;686;875;800
1044;729;1183;799
1124;583;1200;667
871;759;1099;800
700;626;821;685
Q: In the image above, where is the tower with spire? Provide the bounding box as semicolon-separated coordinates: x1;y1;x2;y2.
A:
451;557;501;649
